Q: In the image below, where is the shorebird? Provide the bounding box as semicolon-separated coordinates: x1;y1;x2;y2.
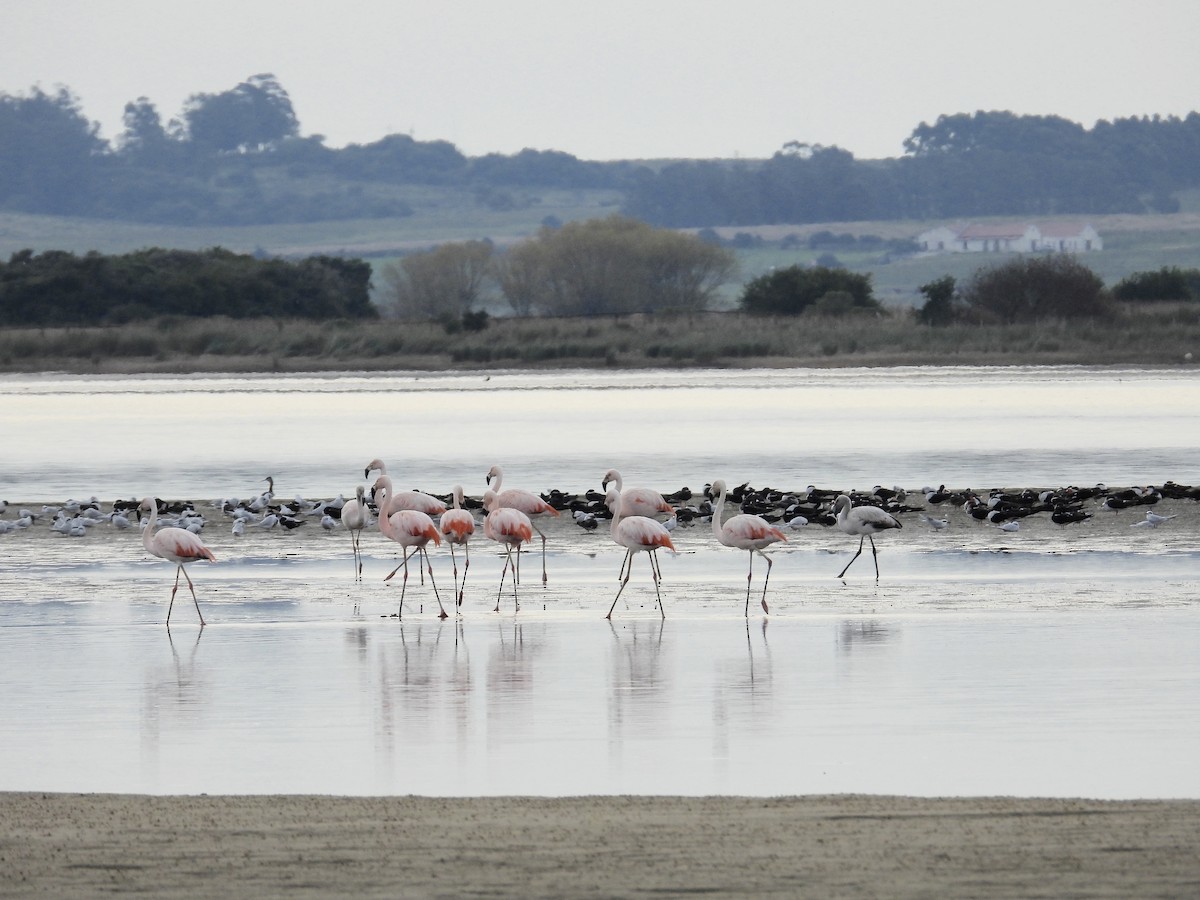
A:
139;498;215;626
833;494;902;580
710;479;787;615
603;486;676;620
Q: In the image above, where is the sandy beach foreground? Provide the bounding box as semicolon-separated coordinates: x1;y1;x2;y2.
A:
2;794;1198;898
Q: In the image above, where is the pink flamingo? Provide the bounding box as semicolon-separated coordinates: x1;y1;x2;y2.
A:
139;497;216;626
440;485;475;611
603;487;675;620
364;458;447;517
710;479;787;616
482;505;533;612
341;485;370;581
832;494;902;580
484;465;559;584
372;476;447;619
601;468;675;519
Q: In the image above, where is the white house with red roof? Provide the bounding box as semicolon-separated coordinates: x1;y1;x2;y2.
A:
917;222;1102;254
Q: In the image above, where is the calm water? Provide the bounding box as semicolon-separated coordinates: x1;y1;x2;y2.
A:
1;366;1198;798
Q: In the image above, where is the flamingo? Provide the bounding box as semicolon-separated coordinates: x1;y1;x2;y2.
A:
139;497;216;626
603;486;675;620
832;494;902;580
484;465;560;584
483;505;533;612
364;459;446;516
601;468;674;519
440;485;476;610
340;485;370;581
373;476;447;619
710;479;787;615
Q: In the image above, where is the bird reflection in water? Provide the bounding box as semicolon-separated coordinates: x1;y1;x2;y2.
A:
486;621;546;739
836;619;894;653
343;624;369;663
141;626;208;774
606;618;668;741
376;620;453;759
711;620;774;773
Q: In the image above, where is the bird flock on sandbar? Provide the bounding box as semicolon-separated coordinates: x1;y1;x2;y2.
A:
2;472;1195;627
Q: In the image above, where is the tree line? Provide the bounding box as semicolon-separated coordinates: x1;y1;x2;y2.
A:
623;112;1200;227
2;227;1193;329
0;248;375;325
1;77;1198;226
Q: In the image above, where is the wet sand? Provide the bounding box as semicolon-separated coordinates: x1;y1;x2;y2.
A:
3;793;1198;898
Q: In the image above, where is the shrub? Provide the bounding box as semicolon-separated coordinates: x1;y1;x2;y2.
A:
739;265;879;315
915;275;959;326
1113;266;1200;302
961;255;1111;323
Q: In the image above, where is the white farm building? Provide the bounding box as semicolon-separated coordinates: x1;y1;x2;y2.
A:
917;222;1102;254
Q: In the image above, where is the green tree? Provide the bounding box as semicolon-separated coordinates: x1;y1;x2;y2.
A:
181;74;299;152
382;241;495;320
1113;266;1199;302
0;87;104;213
739;265;879;315
916;275;958;325
116;97;178;166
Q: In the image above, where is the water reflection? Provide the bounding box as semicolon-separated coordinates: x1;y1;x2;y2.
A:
140;627;208;784
607;618;669;732
486;620;547;749
836;619;895;653
4;606;1200;797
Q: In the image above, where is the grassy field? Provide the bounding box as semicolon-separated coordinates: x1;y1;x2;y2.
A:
2;306;1196;374
5;201;1200;312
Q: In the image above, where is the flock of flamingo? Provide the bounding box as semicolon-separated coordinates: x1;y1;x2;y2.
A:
137;460;904;626
5;466;1191;627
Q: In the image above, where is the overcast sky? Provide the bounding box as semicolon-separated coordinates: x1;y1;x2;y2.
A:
5;0;1199;161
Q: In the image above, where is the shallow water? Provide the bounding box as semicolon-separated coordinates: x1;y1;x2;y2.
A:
1;366;1198;798
2;365;1199;499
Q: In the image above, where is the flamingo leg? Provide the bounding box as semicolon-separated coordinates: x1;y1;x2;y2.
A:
449;544;461;606
617;549;632;583
745;551;755;617
757;551;773;615
178;565;207;626
648;552;665;619
869;535;881;579
838;535;866;579
351;530;362;581
397;553;410;619
532;523;548;585
167;564;182;623
458;545;470;610
648;549;665;599
385;547;419;581
494;551;510;612
424;548;448;619
510;547;521;611
606;552;634;619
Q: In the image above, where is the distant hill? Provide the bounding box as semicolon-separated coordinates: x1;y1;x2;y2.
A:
2;77;1199;230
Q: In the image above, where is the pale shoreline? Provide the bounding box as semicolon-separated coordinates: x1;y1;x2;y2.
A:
3;793;1198;898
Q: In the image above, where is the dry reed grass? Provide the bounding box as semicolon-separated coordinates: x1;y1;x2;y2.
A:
1;307;1196;373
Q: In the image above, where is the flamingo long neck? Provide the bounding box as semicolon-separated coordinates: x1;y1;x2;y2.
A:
606;471;623;492
374;478;394;538
488;467;504;494
141;501;158;554
608;503;623;540
711;487;728;546
452;486;464;510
